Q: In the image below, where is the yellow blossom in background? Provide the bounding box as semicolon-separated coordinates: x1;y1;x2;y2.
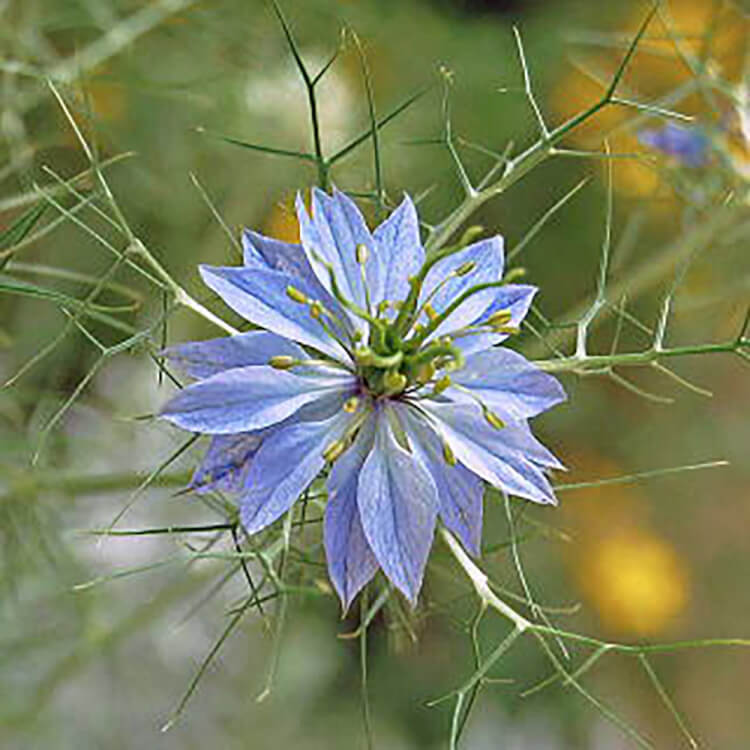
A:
262;193;301;243
549;0;748;205
562;452;690;636
579;528;689;637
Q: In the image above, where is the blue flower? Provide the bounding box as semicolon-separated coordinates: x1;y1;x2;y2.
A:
161;189;566;608
638;122;710;168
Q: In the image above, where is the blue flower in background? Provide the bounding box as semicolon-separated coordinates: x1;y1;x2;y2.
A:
638;121;710;168
161;189;565;608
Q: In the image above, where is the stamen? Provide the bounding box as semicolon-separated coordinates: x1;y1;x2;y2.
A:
486;308;512;327
484;409;505;430
269;355;295;370
442;440;457;466
433;374;452;395
323;440;346;463
383;371;408;395
343;396;360;413
286;285;309;304
424;303;438;322
453;260;477;277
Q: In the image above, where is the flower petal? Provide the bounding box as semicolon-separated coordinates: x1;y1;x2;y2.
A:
161;365;355;434
163;331;306;380
199;264;350;362
239;406;355;533
419;400;560;504
191;431;264;493
297;189;380;318
419;236;504;340
397;404;484;556
373;194;424;306
450;348;566;421
357;404;439;604
324;419;379;611
452;284;537;356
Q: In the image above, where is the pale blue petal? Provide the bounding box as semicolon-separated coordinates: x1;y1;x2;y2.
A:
419;400;560;504
241;230;352;335
324;418;379;610
163;331;306;380
397;404;484;556
199;264;350;362
419;236;504;340
239;407;355;533
450;348;566;421
191;432;265;493
373;194;424;306
357;404;439;604
452;284;537;355
161;365;355;434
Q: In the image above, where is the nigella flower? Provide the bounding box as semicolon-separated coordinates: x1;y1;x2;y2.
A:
638;121;710;168
161;189;566;608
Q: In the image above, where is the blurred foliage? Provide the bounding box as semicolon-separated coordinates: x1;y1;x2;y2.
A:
1;0;749;749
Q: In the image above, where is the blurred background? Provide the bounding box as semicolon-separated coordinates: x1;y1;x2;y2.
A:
1;0;748;748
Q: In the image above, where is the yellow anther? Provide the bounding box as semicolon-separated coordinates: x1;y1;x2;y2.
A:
310;301;323;319
356;243;369;265
354;347;375;366
502;267;526;283
453;260;477;277
377;300;390;315
424;303;438;322
415;362;436;384
343;397;360;413
393;301;404;311
383;371;407;394
286;285;308;304
484;409;505;430
487;309;513;327
493;325;520;335
269;355;295;370
442;441;456;466
323;440;346;463
433;374;452;394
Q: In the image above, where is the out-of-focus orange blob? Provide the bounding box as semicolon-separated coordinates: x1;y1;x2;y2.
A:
578;528;689;637
562;451;690;636
548;0;748;204
262;193;302;243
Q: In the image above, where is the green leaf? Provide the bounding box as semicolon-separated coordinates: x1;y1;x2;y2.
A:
0;202;47;271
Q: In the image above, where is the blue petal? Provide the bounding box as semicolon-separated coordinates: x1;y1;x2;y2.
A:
357;404;439;604
324;419;379;610
161;365;355;434
397;404;484;556
199;264;351;362
419;400;560;504
163;331;306;380
372;194;424;306
297;189;379;317
191;432;265;493
419;236;505;340
452;284;537;356
239;406;356;533
450;348;566;421
638;123;709;167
